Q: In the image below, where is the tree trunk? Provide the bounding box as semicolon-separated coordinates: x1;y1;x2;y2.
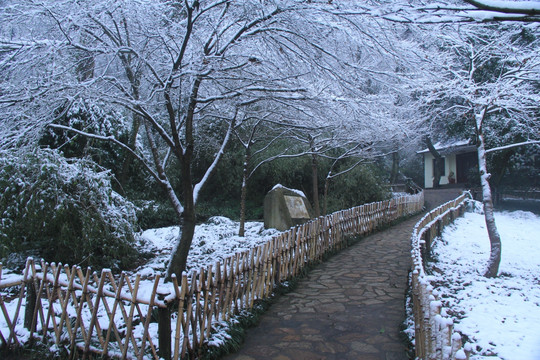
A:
239;148;250;237
164;76;201;280
390;150;399;184
119;114;142;188
323;175;330;216
476;112;502;278
166;155;196;280
311;152;321;218
426;137;443;188
166;209;196;280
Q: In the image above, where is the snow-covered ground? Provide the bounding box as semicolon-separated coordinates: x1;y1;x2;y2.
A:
427;209;540;360
4;207;540;359
136;216;280;277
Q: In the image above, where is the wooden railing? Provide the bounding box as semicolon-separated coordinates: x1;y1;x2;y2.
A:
0;192;424;359
410;192;472;360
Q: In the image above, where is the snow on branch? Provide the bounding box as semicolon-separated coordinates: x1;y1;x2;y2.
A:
48;123;162;183
462;0;540;16
355;1;540;23
485;140;540;153
193;111;237;205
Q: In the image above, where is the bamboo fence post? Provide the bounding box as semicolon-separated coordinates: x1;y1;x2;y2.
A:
50;263;64;344
0;292;6;346
188;272;198;351
7;258;33;346
255;244;265;301
83;269;106;358
224;257;233;319
171;274;182;360
158;300;171;360
198;268;208;347
274;239;282;286
42;263;61;345
215;262;224;321
237;256;246;313
120;274;141;360
195;270;205;346
240;252;246;311
179;273;190;358
138;275;160;360
232;253;241;315
412;271;424;359
221;258;232;321
31;261;48;345
301;225;308;270
104;271;127;356
156;288;173;359
269;239;275;296
248;251;256;308
277;236;284;282
309;222;316;264
286;234;292;279
287;231;294;278
0;286;17;347
28;259;40;340
70;268;91;358
55;265;77;346
293;228;301;276
263;241;271;298
206;265;216;340
24;271;37;331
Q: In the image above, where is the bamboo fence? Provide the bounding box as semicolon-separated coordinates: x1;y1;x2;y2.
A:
0;192;423;359
410;192;473;360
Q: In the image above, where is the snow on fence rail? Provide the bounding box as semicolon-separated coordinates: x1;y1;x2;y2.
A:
410;192;472;360
0;192;423;359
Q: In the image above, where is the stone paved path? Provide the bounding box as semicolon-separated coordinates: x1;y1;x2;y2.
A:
222;190;462;360
222;215;421;360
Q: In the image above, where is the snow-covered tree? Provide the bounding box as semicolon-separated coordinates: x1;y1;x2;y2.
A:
2;0;417;278
417;21;540;277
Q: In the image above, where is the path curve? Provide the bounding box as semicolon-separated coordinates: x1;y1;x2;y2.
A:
223;189;463;360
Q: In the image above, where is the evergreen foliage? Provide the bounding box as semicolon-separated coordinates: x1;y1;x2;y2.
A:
0;149;139;270
325;163;391;214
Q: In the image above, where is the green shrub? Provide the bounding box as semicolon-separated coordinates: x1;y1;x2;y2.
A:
0;149;139;270
325;163;391;214
135;200;180;230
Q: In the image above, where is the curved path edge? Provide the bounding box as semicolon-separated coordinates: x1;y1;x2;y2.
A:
222;189;463;360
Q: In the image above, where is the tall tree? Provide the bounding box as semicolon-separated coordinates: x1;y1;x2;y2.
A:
417;22;540;277
3;0;414;277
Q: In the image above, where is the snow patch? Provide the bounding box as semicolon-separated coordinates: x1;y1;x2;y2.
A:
427;210;540;359
271;184;306;197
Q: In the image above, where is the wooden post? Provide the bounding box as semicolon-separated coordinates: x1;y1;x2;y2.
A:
423;228;432;259
158;291;172;360
24;278;37;331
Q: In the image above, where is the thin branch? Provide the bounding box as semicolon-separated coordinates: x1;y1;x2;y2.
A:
48;124;161;182
486;140;540;153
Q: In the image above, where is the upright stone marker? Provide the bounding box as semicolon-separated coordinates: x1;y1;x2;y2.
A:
264;184;314;231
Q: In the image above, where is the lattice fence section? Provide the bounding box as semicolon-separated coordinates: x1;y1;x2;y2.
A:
410;192;473;360
1;192;423;359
